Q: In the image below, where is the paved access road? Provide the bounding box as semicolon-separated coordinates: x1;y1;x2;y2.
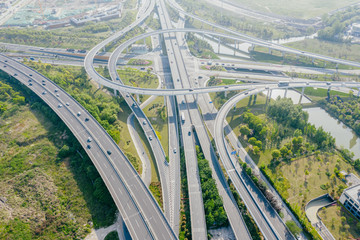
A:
214;88;295;240
0;54;177;240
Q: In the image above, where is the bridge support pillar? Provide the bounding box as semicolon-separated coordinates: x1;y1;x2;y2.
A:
299;87;305;104
250;44;255;52
114;89;117;96
284;88;288;98
136;94;140;104
98;83;102;89
224;91;227;98
266;89;273;106
218;38;221;54
312;58;315;64
202;33;205;40
327;87;331;99
103;46;106;52
357;88;360;97
195;93;198;103
268;48;272;55
281;51;284;57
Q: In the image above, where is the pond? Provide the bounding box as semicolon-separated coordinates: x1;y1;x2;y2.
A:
304;107;360;160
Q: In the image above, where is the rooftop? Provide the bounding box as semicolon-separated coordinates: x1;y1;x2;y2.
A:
344;183;360;201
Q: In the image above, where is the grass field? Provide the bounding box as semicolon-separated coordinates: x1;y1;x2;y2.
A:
0;76;115;238
286;39;360;63
319;204;360;239
229;0;359;19
143;96;169;158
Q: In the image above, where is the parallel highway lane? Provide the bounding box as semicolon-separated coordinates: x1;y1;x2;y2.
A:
0;54;177;240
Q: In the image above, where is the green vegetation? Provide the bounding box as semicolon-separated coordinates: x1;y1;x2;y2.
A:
0;72;117;239
179;148;191;240
143;97;169;157
196;146;228;229
201;65;226;71
166;2;180;22
288;72;360;83
127;59;153;66
117;67;158;89
181;0;303;40
0;11;136;50
124;0;137;9
286;39;360;63
300;87;350;102
186;33;219;59
229;0;359;19
145;12;161;30
318;6;360;42
286;220;302;237
250;46;355;69
149;182;163;210
104;231;120;240
227;179;263;239
231;98;346;239
117;67;158;103
318;204;360;239
320;95;360;138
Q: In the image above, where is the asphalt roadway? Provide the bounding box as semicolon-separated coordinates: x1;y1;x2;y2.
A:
0;54;177;240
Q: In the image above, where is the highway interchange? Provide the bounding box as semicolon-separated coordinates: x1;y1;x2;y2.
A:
3;0;360;239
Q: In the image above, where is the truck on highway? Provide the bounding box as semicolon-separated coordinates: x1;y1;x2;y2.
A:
181;112;185;123
278;81;289;87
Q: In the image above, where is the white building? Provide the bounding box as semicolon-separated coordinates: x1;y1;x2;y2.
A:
131;44;148;54
351;23;360;37
339;184;360;220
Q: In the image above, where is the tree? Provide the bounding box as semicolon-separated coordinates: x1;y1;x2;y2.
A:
280;146;289;158
271;149;281;160
248;137;257;146
239;125;251;137
252;146;260;155
286;220;301;237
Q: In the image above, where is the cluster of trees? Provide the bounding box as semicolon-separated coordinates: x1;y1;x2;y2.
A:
0;11;135;50
196;146;228;228
242;111;268;141
240;99;335;157
267;98;308;130
186;33;218;59
322;96;360;135
318;6;360;41
26;61;126;149
0;80;25;115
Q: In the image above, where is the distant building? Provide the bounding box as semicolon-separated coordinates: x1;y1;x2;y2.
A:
45;20;70;29
339;184;360;220
131;44;148;54
351;23;360;37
